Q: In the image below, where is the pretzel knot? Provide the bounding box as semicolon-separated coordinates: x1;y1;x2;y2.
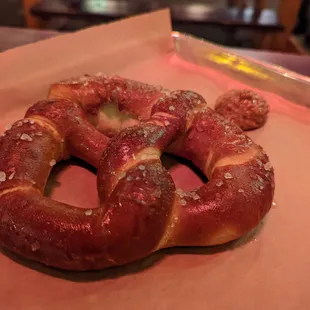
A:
0;75;275;270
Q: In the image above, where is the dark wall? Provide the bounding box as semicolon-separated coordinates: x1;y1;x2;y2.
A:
0;0;25;27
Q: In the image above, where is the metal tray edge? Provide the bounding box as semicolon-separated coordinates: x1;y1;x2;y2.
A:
171;31;310;109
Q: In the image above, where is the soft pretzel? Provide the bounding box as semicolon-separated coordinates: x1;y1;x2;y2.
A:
0;74;275;270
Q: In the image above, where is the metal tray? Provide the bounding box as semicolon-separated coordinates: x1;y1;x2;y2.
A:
172;31;310;109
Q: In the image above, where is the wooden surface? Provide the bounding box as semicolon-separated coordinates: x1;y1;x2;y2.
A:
0;26;310;78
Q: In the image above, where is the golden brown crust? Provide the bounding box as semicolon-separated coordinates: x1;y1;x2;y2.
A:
0;74;275;270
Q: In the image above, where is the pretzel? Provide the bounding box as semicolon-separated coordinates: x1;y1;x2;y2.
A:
0;74;275;270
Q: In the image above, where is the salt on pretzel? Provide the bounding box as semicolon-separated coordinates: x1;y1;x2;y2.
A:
0;74;275;270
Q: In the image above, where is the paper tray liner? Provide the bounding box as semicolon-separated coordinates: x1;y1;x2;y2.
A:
0;9;309;310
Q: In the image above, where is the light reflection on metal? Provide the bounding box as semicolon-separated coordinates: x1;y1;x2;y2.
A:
204;52;270;80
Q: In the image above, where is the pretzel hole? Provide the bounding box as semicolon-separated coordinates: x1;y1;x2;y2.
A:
95;103;139;136
44;157;100;209
42;153;206;210
161;153;208;192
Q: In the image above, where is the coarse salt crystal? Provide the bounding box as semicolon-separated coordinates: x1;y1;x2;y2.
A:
20;133;33;142
180;199;187;206
169;106;175;111
264;162;272;171
31;242;40;252
153;189;161;198
85;209;93;216
49;159;56;167
138;165;146;171
0;171;6;182
224;172;233;179
8;171;15;180
29;120;35;124
176;188;185;198
238;189;245;193
216;181;223;187
192;193;200;200
164;121;170;126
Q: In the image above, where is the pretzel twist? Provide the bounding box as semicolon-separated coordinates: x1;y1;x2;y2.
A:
0;74;275;270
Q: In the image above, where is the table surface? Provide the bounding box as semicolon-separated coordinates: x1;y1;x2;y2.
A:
0;26;310;77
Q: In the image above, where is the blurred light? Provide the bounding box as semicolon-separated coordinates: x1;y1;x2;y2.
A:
186;4;213;18
84;0;108;12
83;0;130;13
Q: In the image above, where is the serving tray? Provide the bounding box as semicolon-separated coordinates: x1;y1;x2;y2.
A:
0;9;309;310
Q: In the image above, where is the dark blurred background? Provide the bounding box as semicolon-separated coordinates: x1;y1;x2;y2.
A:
0;0;309;53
